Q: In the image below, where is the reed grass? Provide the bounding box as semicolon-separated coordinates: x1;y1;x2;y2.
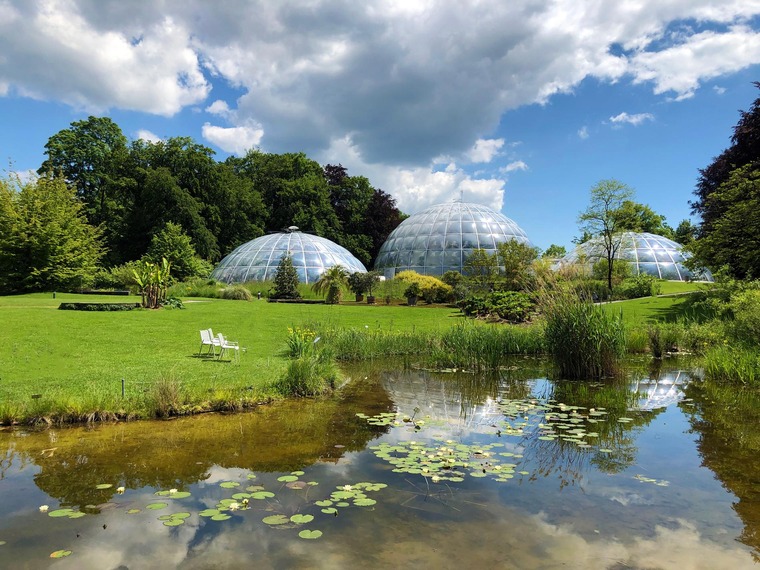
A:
703;346;760;386
541;290;626;379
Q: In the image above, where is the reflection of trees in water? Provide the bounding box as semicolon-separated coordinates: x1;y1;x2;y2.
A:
0;378;395;510
683;380;760;560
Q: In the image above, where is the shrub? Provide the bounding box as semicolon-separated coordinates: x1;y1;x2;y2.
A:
729;289;760;346
149;376;187;418
614;274;661;299
458;291;535;322
221;284;253;301
286;326;318;358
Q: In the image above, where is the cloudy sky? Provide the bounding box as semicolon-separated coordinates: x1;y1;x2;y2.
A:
2;0;760;250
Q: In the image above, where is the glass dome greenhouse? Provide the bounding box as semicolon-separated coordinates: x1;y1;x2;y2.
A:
210;227;367;284
374;201;532;277
560;232;713;282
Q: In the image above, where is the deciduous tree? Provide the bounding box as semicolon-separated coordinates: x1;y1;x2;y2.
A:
578;179;634;290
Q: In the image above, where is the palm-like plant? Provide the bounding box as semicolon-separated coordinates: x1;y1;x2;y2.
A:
312;265;349;304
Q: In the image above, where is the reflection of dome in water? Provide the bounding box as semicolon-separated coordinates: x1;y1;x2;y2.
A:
631;370;691;411
380;370;504;436
210;227;367;284
374;201;531;277
560;232;712;282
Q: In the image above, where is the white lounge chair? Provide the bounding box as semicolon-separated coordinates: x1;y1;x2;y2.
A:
216;332;240;362
199;329;220;356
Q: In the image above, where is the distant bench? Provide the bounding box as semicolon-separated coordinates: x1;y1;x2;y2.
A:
58;302;141;311
266;298;325;304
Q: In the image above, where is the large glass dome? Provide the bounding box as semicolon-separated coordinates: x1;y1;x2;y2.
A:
211;227;367;284
374;201;532;277
560;232;713;282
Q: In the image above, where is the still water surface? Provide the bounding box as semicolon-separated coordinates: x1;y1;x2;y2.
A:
1;359;759;569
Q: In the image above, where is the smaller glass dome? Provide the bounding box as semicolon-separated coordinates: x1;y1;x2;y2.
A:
211;228;367;284
374;201;532;277
560;232;713;282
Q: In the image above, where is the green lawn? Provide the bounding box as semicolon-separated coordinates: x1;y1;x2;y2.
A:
0;293;462;403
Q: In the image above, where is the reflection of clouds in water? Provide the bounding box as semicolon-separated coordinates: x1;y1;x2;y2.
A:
199;465;249;485
41;495;755;569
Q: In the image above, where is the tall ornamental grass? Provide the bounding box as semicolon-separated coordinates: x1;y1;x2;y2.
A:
541;289;625;379
703;346;760;387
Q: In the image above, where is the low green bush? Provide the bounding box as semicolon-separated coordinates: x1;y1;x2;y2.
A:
58;302;141;311
615;274;661;300
458;291;535;322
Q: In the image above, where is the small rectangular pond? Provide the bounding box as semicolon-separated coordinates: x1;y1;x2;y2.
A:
0;359;758;568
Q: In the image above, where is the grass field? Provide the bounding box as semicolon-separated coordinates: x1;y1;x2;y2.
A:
0;287;699;423
0;293;462;420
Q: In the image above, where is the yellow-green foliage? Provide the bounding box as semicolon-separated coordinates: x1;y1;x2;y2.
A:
393;271;453;303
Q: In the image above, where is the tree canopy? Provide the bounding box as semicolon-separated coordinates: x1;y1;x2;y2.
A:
691;84;760;278
0;174;103;293
578;179;634;290
31;118;405;277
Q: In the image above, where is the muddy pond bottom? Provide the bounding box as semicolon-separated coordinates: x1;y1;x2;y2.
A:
0;362;758;569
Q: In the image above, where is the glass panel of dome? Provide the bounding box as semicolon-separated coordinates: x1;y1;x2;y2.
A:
411;235;428;249
446;221;461;234
460;233;478;248
636;249;655;262
478;234;496;249
476;221;491;233
461;221;477;233
655;250;674;262
621;248;636;260
410;250;426;266
432;221;447;234
659;263;680;280
445;234;461;249
443;250;461;267
426;250;442;267
427;234;444;250
637;262;659;277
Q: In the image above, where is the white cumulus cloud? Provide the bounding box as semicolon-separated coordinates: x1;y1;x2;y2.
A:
610;112;655;126
465;138;505;163
135;129;162;143
201;122;264;156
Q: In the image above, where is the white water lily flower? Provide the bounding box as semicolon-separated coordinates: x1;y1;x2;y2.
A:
431;475;441;483
229;502;239;511
116;487;125;494
39;505;49;513
342;485;352;491
169;488;178;494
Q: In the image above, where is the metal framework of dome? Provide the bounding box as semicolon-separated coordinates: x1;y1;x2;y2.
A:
210;227;367;284
374;201;532;277
561;232;713;282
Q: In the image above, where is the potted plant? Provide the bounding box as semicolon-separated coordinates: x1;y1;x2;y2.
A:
347;272;366;302
364;271;381;304
404;282;421;306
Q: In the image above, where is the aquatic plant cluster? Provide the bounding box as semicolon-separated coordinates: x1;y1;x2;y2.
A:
357;396;667;485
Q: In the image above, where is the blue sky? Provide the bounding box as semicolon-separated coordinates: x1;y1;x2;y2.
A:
2;1;760;252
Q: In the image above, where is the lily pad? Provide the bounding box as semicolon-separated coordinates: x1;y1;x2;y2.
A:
210;514;231;521
354;498;376;507
199;509;221;517
290;514;314;524
95;483;112;490
146;502;168;510
321;507;338;515
262;514;290;526
299;529;323;540
277;475;298;483
50;549;72;559
48;509;76;518
250;491;275;499
127;509;141;514
219;481;240;489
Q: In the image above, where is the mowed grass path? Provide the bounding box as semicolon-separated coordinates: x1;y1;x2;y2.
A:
1;293;463;401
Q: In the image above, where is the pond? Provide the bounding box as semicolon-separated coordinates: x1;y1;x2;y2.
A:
1;358;759;569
